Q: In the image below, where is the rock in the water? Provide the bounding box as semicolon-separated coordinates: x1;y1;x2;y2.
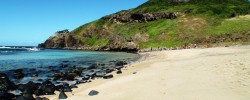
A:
13;69;25;79
103;74;113;79
88;90;99;96
59;90;67;99
0;73;16;98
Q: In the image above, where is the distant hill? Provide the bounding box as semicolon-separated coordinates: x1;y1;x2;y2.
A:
39;0;250;52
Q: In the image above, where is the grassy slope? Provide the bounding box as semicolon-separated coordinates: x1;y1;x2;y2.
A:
71;0;250;49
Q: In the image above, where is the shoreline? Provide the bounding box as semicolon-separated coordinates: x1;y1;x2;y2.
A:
44;45;250;100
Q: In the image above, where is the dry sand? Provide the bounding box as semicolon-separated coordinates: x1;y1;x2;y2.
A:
46;45;250;100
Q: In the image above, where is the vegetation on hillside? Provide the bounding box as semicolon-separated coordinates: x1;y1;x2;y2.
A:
55;0;250;49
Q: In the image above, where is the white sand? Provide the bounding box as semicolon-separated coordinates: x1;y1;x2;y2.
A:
46;45;250;100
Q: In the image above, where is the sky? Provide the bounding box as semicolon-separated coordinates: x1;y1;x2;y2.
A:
0;0;148;46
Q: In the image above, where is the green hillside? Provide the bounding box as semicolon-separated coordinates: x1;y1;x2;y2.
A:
40;0;250;51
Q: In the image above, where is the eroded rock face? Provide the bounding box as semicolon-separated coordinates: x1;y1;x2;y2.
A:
39;30;78;49
106;35;139;52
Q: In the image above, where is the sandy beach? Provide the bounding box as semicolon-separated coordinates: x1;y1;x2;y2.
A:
46;45;250;100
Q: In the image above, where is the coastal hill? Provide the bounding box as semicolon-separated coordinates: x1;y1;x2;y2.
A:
39;0;250;51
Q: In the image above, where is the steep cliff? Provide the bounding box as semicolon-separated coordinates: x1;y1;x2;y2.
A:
39;0;250;51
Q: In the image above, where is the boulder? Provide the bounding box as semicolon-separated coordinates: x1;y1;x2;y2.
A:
88;90;99;96
103;74;113;79
117;70;122;74
13;69;25;79
59;90;67;99
41;80;56;95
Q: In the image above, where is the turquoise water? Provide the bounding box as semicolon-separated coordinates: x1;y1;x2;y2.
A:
0;48;139;71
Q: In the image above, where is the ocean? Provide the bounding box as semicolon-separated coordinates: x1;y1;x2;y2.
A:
0;46;139;84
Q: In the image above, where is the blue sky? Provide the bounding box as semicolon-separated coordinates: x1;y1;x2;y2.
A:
0;0;148;46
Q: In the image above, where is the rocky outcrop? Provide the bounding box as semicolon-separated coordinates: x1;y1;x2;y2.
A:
103;11;177;23
39;10;177;52
39;30;79;49
103;35;139;52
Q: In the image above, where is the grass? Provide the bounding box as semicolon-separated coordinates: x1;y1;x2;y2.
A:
64;0;250;49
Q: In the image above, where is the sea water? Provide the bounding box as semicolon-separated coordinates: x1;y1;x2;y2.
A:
0;46;139;83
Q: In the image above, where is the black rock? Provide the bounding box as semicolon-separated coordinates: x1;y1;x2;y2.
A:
105;68;115;73
13;69;25;79
18;81;39;93
16;92;34;100
0;73;16;95
0;92;15;100
23;93;35;100
70;84;78;89
88;90;99;96
34;89;43;96
82;76;90;81
115;61;127;66
63;84;72;92
35;97;42;100
35;97;49;100
42;80;56;95
103;74;113;79
88;64;99;70
55;85;64;92
44;86;55;95
117;70;122;74
59;90;67;99
16;96;26;100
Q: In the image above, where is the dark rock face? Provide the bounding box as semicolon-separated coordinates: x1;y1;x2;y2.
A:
103;11;177;23
88;90;99;96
